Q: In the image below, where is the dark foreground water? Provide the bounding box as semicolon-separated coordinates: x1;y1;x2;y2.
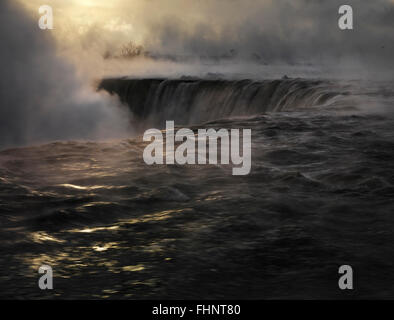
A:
1;78;394;299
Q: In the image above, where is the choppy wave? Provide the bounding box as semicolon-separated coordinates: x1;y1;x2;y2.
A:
1;77;394;299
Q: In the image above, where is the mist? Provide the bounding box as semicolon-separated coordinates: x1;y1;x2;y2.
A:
48;0;393;80
1;0;393;150
142;0;394;66
0;1;130;150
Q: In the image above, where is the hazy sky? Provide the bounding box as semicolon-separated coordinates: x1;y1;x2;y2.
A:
18;0;393;68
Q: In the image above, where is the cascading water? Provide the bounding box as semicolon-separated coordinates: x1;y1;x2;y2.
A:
98;78;350;127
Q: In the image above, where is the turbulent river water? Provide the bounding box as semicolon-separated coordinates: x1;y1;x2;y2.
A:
1;77;394;299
